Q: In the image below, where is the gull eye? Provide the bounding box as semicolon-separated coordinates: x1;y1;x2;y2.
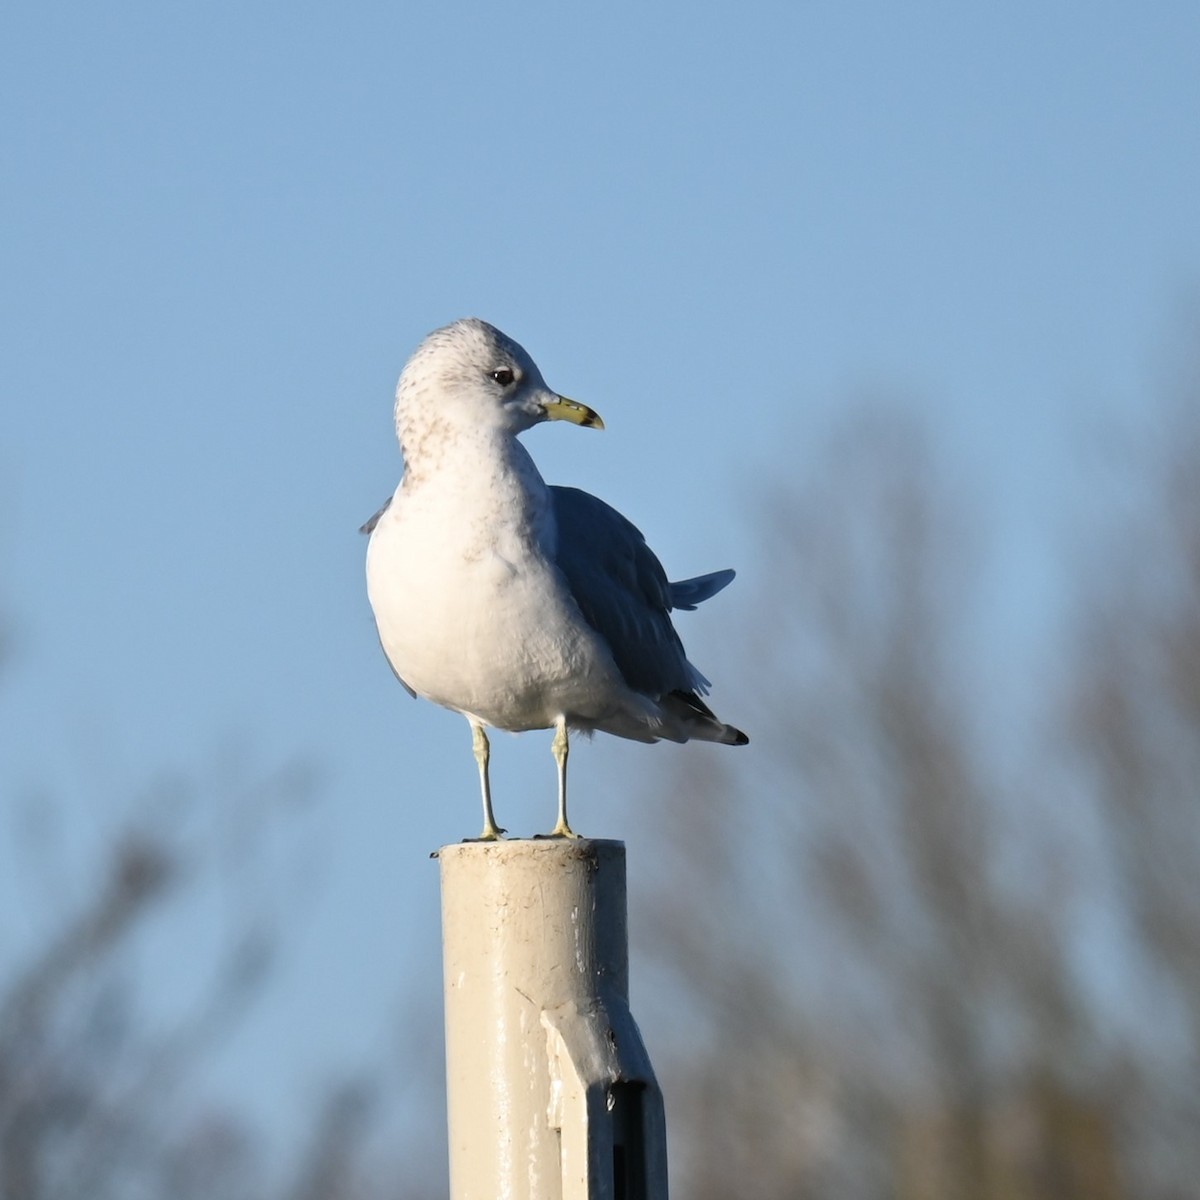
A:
490;367;516;387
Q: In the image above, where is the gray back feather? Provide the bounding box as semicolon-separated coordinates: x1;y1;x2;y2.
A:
550;486;700;698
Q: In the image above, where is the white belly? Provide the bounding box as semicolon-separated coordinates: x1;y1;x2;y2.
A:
366;495;627;731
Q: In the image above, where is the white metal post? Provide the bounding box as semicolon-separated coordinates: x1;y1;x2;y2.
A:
438;838;668;1200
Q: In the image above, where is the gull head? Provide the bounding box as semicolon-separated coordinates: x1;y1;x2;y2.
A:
394;319;603;452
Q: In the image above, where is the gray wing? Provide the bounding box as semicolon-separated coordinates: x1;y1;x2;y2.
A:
670;568;735;610
550;486;725;698
359;496;392;535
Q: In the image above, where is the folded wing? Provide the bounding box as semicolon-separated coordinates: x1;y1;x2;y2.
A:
550;486;732;700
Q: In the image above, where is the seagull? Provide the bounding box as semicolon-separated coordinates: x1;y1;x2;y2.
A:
363;318;747;840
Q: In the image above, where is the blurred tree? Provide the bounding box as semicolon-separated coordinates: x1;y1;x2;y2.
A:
8;352;1200;1200
637;391;1200;1200
0;745;440;1200
1065;375;1200;1200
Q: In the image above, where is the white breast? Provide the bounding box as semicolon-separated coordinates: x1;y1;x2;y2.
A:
366;449;629;732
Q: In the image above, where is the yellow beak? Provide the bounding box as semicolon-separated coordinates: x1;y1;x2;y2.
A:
542;394;604;430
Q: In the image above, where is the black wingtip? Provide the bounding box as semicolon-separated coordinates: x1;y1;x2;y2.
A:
666;691;749;746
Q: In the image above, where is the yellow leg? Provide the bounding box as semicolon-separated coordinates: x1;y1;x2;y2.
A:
470;721;505;841
546;716;579;838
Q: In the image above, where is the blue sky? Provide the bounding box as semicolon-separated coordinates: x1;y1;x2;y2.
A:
2;0;1198;1169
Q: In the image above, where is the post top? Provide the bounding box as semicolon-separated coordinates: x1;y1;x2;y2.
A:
435;836;626;862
